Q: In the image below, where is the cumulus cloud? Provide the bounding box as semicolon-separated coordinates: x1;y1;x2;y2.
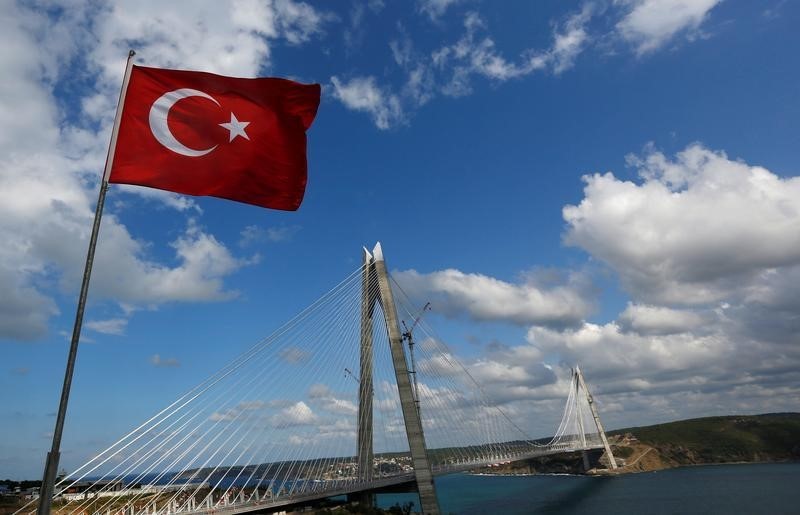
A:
94;221;252;304
272;401;318;427
86;0;330;85
530;322;728;382
615;0;722;55
617;303;705;335
415;337;560;408
563;143;800;305
393;268;594;327
523;313;800;423
487;143;800;426
86;318;128;336
0;275;58;341
411;312;797;434
330;76;404;130
393;142;800;434
308;384;358;415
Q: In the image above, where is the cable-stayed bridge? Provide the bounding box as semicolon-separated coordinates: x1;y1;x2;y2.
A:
22;244;617;515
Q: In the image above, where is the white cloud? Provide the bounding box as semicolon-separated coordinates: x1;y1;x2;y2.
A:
530;322;728;380
287;434;306;445
341;6;596;128
330;76;404;130
404;64;436;106
238;400;266;410
390;35;414;68
239;224;301;247
432;7;597;92
113;185;201;213
368;0;386;14
762;1;786;21
91;221;252;304
209;400;265;421
323;398;358;416
467;360;533;385
272;401;318;426
0;274;58;341
150;354;180;368
308;383;332;399
272;0;332;45
388;143;800;433
393;268;594;327
278;346;312;364
87;0;329;85
418;0;464;20
328;1;729;129
86;318;128;336
317;418;356;439
308;384;358;415
435;142;800;429
618;303;705;335
432;12;546;97
409;313;796;434
517;311;800;429
550;4;594;74
332;7;595;128
563;143;800;305
415;338;560;407
209;410;236;422
615;0;722;55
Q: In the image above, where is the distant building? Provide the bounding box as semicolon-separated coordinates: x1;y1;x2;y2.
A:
22;487;40;500
59;480;124;500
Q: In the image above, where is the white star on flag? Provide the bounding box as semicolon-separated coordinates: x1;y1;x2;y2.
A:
220;113;250;142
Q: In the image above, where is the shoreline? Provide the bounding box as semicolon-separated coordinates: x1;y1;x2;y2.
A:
467;458;800;478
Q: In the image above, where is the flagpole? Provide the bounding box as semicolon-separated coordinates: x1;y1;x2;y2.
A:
37;50;136;515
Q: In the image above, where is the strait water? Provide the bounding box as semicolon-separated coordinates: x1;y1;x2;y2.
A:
378;462;799;514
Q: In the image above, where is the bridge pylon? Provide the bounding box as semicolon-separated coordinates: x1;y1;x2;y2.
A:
357;243;441;515
575;366;617;469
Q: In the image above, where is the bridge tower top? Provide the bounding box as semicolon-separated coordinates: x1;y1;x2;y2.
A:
359;242;440;514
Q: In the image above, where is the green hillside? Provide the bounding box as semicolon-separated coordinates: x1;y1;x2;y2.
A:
611;413;800;464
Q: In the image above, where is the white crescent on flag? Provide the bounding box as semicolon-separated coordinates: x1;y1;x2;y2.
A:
148;88;220;157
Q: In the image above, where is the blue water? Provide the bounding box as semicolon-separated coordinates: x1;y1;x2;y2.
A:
378;463;800;514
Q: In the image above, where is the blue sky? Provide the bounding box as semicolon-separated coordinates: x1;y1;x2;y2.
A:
2;0;799;479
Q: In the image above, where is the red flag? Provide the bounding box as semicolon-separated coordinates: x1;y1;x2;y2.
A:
108;65;320;210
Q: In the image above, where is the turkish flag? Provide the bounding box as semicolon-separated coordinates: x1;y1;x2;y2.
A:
108;65;320;210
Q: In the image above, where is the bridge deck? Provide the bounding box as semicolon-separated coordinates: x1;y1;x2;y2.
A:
184;443;604;515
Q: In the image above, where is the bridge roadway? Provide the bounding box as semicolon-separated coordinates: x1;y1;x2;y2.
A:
183;442;605;515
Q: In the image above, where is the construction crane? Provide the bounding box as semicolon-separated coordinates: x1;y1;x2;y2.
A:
344;367;360;384
401;302;431;415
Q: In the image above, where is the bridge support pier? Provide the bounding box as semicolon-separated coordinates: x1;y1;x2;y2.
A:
360;243;441;515
581;451;591;471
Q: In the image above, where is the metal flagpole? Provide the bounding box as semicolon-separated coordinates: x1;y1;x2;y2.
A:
36;50;136;515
